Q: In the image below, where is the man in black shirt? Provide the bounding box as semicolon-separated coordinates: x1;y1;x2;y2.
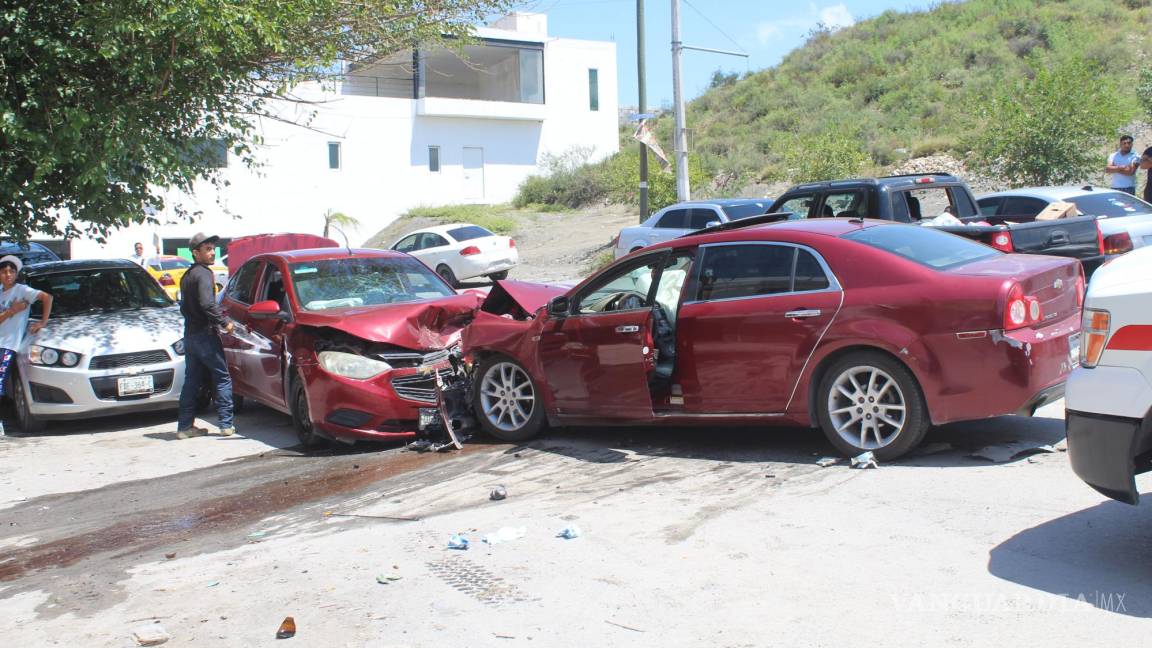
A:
176;232;235;439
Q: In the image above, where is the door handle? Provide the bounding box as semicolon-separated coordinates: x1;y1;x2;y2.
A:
785;309;822;319
615;325;640;333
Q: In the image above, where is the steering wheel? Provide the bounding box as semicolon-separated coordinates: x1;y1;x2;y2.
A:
616;293;645;311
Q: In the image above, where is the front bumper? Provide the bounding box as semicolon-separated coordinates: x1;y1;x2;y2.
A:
300;363;450;443
1066;409;1152;505
20;357;185;421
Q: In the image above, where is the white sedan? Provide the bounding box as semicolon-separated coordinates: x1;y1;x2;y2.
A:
391;223;518;286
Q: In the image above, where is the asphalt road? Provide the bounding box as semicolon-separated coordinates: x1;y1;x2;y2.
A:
1;401;1149;646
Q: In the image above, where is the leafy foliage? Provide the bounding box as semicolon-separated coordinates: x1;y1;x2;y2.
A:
403;204;516;234
0;0;511;241
971;58;1130;187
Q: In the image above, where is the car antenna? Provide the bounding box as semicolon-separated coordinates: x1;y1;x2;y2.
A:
328;225;353;256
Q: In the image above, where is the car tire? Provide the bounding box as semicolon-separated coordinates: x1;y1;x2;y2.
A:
488;270;509;281
815;351;928;461
436;264;458;288
12;370;45;433
473;355;546;442
290;375;326;449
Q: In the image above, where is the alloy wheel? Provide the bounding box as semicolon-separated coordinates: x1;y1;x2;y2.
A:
479;362;536;433
827;365;907;450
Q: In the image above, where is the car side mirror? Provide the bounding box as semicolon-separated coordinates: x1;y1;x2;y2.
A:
706;220;720;229
249;300;287;320
547;295;571;319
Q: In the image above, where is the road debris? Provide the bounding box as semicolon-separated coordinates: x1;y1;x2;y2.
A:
605;620;645;633
164;553;176;560
850;451;878;469
448;534;470;550
816;457;841;468
483;527;527;546
246;531;268;540
490;485;508;501
968;442;1059;463
556;525;582;539
323;511;421;522
206;581;220;588
376;575;403;584
132;623;171;646
275;616;297;639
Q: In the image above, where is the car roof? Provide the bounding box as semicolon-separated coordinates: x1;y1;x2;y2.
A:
659;198;772;209
402;223;493;237
256;247;408;263
786;173;963;193
977;185;1113;200
669;217;882;247
25;258;140;275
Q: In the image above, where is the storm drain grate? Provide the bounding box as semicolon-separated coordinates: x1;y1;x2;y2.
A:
425;557;532;606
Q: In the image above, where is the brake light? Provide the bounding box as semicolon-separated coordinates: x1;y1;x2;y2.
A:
916;177;933;184
1096;221;1106;255
989;231;1014;253
1075;271;1085;308
1003;282;1043;330
1081;309;1110;368
1103;232;1133;255
459;246;481;256
508;239;516;248
159;273;175;286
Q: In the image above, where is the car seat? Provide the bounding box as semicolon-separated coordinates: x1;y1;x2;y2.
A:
907;196;922;221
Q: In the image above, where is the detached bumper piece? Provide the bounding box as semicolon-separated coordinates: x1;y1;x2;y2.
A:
1067;409;1152;505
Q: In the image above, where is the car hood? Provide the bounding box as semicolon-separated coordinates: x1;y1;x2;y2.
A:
28;307;184;356
293;293;481;350
489;280;569;314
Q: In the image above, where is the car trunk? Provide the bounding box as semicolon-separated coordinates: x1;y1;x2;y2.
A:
951;254;1082;328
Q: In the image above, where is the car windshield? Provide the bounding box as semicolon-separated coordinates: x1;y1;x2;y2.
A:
721;203;771;220
290;256;455;311
0;243;58;266
447;225;494;242
1067;192;1152;218
148;257;191;271
842;224;1000;270
27;267;173;317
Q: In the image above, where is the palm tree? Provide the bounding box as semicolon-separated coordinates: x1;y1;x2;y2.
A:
323;210;361;240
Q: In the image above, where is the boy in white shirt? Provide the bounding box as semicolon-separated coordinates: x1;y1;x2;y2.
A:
0;255;53;434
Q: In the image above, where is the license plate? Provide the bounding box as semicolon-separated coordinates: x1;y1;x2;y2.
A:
117;374;154;396
418;407;439;431
1068;332;1081;368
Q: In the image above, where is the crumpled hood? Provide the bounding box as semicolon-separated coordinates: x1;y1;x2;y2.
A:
294;293;481;350
29;307;184;356
486;280;569;315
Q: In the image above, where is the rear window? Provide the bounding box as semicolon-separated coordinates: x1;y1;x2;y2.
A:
447;226;494;242
842;224;999;270
1067;192;1152;218
721;202;771;220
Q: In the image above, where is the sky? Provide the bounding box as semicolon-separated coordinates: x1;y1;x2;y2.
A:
504;0;935;109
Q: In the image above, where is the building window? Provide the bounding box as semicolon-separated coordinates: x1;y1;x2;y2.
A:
588;69;599;111
328;142;341;170
428;146;440;173
421;40;545;105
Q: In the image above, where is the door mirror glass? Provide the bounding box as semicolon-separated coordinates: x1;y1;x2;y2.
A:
547;295;571;319
705;220;720;229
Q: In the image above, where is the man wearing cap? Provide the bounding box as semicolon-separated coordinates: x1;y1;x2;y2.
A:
176;233;235;438
0;255;52;434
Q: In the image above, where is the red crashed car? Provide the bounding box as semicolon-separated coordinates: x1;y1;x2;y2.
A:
219;248;478;447
463;218;1084;460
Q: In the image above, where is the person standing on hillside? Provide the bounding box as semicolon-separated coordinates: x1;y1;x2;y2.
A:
176;232;235;439
1106;135;1139;195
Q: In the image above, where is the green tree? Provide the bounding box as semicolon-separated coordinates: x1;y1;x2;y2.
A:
782;131;869;183
322;210;361;240
0;0;511;241
972;58;1132;187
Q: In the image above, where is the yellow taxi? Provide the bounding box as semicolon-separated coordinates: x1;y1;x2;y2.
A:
144;256;228;300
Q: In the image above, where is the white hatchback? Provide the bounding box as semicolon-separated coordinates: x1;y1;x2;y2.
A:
391;223;519;286
1066;246;1152;504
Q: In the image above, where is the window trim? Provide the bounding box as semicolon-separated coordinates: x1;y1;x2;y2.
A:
681;241;842;306
428;145;440;173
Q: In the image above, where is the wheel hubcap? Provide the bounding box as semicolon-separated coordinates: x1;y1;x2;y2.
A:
479;362;535;432
828;365;906;450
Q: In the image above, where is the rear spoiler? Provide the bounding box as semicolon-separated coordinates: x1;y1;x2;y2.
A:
677;212;794;239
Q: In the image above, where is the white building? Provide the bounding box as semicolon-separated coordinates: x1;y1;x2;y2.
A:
67;12;618;260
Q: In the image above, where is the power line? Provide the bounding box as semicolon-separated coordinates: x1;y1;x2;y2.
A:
682;0;748;56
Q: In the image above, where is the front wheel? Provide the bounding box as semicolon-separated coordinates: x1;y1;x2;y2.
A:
473;355;546;442
816;351;928;461
291;375;326;449
12;370;45;433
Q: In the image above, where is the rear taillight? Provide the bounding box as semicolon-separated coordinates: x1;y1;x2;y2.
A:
459;246;481;256
1103;232;1133;255
1081;309;1111;368
1096;221;1106;255
989;231;1014;253
1075;271;1085;308
508;239;516;248
1003;282;1043;330
159;273;175;286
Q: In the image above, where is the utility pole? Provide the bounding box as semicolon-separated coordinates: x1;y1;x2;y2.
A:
671;0;689;201
637;0;649;222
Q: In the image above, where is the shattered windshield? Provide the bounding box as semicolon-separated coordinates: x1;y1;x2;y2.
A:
27;267;173;317
290;256;455;311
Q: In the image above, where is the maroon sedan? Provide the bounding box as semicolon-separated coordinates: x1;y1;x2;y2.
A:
463;219;1084;459
220;248;478;447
